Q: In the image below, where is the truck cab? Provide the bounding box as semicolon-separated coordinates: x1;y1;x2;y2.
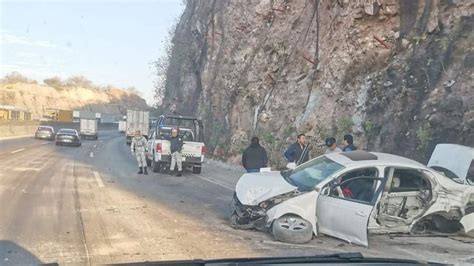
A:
146;115;207;174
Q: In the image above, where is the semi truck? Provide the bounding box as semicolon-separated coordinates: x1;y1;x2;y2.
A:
80;118;98;140
126;110;149;144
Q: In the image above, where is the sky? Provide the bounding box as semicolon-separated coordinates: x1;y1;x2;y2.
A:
0;0;185;105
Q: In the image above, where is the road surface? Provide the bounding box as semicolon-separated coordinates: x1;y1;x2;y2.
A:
0;130;473;265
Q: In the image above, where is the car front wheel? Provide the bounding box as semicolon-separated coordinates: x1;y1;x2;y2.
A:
272;215;313;244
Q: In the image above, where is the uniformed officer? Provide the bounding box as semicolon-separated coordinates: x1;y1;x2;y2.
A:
168;127;184;176
131;130;148;175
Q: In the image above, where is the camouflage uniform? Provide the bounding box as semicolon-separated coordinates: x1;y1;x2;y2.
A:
131;135;148;174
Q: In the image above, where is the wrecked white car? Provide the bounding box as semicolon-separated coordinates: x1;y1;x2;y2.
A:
229;144;474;246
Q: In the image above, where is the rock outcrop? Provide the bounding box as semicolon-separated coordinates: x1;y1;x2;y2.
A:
162;0;474;166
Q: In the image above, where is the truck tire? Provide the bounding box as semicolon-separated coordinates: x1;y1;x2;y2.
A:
272;215;313;244
192;166;202;174
151;155;160;173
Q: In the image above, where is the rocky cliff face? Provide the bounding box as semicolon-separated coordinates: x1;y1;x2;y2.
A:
162;0;473;166
0;83;148;119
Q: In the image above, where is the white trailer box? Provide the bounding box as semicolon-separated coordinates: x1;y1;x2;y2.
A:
126;110;149;144
80;118;98;140
118;120;126;133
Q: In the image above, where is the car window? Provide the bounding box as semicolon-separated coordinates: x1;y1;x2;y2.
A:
389;169;430;192
329;168;380;204
282;156;345;191
38;127;53;132
59;129;76;135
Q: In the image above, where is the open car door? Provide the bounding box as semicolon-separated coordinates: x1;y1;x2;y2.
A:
316;168;384;246
428;144;474;184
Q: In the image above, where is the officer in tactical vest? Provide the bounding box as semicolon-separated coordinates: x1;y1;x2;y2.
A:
131;130;148;175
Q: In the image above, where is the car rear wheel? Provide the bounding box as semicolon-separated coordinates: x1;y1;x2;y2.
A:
272;215;313;244
151;154;160;173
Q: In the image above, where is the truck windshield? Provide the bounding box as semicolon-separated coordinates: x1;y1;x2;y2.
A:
281;156;345;191
159;127;195;141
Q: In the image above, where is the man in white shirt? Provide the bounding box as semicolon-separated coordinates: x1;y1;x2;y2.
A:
324;137;342;154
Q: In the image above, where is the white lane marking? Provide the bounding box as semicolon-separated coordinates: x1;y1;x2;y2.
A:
90;152;94;158
10;148;26;154
195;174;233;191
93;171;105;188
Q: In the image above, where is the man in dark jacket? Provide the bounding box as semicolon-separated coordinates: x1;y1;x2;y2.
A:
343;134;357;152
242;137;268;173
168;127;184;176
284;133;309;165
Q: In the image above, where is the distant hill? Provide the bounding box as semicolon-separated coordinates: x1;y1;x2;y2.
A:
0;73;148;119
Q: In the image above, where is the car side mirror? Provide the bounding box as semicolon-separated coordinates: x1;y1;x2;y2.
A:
286;162;296;170
321;186;330;196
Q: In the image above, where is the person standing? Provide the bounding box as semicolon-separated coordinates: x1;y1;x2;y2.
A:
342;134;357;152
131;130;148;175
325;137;342;154
168;127;184;176
284;133;309;165
242;137;268;173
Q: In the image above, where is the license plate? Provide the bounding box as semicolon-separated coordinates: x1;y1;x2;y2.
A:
63;139;72;142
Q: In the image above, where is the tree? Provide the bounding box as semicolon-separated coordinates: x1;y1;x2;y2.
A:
153;21;176;107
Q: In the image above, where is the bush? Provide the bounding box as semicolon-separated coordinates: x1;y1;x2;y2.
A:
1;72;36;84
64;76;94;88
337;117;353;133
43;76;64;88
416;122;433;151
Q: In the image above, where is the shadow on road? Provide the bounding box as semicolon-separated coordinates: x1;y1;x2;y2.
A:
0;240;57;265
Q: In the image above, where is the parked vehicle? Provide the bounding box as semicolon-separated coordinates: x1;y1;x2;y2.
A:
146;114;207;174
118;120;126;134
126;110;149;145
56;128;81;147
35;126;55;140
80;118;98;140
230;144;474;246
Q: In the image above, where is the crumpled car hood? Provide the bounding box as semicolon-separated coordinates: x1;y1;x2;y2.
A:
235;171;297;205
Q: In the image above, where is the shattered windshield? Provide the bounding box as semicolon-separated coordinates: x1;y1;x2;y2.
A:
283;157;345;191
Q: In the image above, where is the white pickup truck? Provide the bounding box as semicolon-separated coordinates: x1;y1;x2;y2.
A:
146;115;207;174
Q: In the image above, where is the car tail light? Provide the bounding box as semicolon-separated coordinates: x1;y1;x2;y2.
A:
201;146;208;155
156;143;162;153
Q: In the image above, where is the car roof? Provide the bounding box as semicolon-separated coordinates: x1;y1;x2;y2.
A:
325;150;427;169
38;126;54;129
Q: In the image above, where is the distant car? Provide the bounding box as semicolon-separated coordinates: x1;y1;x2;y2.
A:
230;144;474;246
35;126;55;140
55;128;81;147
